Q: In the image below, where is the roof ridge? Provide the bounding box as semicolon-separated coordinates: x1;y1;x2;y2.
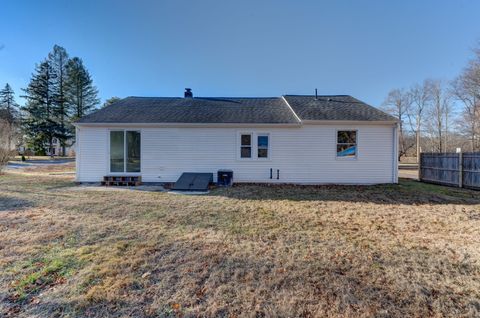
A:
283;94;351;97
126;96;282;99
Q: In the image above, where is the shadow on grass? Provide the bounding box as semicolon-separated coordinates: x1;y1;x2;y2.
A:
0;196;33;212
208;179;480;205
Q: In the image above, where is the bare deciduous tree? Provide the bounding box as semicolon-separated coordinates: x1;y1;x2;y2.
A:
424;80;453;152
0;119;15;173
382;89;413;159
451;47;480;151
407;80;433;161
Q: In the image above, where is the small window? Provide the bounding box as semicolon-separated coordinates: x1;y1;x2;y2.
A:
257;135;269;158
240;134;252;158
337;130;357;158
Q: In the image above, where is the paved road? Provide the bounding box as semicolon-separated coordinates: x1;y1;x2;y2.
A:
7;159;74;170
399;169;418;180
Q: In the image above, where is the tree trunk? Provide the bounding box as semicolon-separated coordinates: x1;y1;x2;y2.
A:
416;120;420;163
49;137;53;159
7;122;12;151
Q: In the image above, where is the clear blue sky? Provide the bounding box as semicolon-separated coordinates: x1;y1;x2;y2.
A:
0;0;479;107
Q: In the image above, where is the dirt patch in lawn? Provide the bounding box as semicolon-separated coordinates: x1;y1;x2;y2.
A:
1;168;480;317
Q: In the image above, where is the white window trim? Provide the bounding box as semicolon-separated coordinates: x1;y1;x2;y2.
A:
237;131;271;161
108;129;142;174
335;129;358;160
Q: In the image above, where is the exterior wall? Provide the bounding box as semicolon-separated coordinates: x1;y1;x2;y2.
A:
76;124;397;184
76;127;108;182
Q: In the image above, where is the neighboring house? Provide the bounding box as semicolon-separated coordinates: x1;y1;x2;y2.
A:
46;138;61;156
18;138;75;156
74;89;398;184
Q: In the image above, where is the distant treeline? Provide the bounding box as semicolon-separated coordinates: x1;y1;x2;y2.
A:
382;43;480;158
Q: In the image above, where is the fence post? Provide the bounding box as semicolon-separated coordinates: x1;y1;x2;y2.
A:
458;150;463;188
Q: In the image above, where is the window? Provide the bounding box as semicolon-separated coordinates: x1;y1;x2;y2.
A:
110;130;141;172
240;134;252;158
337;130;357;158
239;132;271;160
52;138;58;144
257;135;269;158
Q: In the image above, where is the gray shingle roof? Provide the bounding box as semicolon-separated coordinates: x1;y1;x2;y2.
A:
283;95;397;121
76;95;396;124
77;97;299;124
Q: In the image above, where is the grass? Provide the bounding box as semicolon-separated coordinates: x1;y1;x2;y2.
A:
13;247;82;302
1;164;480;317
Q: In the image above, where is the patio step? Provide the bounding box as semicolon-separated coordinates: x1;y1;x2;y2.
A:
101;176;142;186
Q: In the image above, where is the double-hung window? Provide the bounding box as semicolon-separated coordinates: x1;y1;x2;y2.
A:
257;135;269;159
240;134;252;158
110;130;141;173
239;132;270;159
336;130;357;158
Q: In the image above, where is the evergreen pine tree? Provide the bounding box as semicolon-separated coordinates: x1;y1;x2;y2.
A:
49;45;71;156
102;96;121;108
0;83;20;149
65;57;99;121
21;61;58;155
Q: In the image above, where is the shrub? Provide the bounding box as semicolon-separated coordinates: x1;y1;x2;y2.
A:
0;147;13;174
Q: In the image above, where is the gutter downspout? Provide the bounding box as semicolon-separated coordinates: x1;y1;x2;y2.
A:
393;123;399;183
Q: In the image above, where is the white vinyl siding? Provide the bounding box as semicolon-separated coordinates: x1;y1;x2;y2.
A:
76;127;108;182
76;124;396;184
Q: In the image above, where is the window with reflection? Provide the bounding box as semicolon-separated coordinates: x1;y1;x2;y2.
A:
337;130;357;158
110;130;141;172
257;135;269;158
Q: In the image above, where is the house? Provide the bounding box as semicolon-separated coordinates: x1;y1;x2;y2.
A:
18;137;75;157
45;138;60;156
74;89;398;184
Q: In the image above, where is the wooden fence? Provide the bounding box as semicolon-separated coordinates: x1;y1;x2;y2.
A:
419;152;480;190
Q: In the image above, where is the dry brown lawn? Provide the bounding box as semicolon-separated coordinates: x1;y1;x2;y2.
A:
1;164;480;317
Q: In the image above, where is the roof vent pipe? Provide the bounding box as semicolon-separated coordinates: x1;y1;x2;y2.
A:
184;88;193;98
315;88;318;100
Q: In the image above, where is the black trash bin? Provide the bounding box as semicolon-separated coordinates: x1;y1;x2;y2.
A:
217;169;233;187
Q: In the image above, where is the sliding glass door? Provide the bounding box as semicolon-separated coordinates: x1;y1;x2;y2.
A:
110;131;125;172
110;130;141;173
